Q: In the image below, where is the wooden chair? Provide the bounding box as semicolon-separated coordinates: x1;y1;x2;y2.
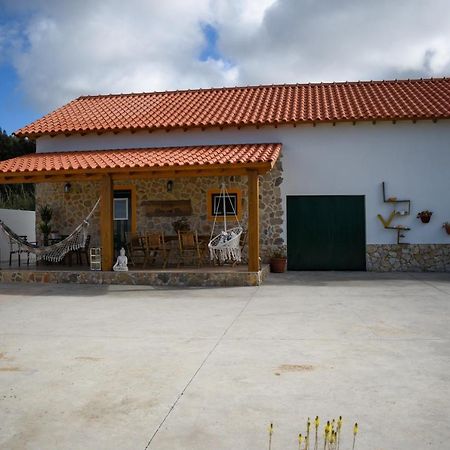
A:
75;234;91;265
9;235;31;267
143;232;169;268
177;230;203;267
61;234;84;266
125;232;146;266
237;229;248;265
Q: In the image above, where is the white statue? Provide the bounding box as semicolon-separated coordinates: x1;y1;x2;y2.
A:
113;247;128;271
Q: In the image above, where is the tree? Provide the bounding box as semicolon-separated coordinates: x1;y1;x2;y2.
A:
0;128;36;210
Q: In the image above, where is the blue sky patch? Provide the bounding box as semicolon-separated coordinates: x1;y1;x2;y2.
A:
199;23;221;62
0;63;39;134
0;9;39;134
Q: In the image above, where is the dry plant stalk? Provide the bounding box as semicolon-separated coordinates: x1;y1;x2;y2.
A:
268;422;273;450
269;416;359;449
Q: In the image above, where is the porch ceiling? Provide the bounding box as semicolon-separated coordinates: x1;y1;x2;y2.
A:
0;143;281;184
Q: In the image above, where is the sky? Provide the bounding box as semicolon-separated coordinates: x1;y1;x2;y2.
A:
0;0;450;134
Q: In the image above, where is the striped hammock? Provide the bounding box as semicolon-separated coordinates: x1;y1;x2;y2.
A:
0;198;100;262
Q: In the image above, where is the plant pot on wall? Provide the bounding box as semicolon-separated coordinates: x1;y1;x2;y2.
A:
443;222;450;235
417;211;432;223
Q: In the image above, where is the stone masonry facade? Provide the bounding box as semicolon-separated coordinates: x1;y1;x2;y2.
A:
35;157;284;263
367;244;450;272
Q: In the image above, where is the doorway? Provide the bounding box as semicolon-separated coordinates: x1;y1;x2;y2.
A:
287;195;366;270
113;189;132;253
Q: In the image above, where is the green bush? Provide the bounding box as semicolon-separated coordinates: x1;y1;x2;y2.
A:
0;185;35;211
0;127;36;211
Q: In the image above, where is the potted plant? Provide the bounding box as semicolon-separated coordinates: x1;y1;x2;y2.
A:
417;210;433;223
443;222;450;235
38;205;53;245
172;216;190;234
270;245;287;273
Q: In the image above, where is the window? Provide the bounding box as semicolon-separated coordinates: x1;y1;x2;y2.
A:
212;193;238;216
207;188;242;221
113;198;129;220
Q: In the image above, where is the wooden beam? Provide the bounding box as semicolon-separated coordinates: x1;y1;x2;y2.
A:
247;169;260;272
0;161;274;185
100;174;114;271
0;173;103;185
111;167;263;181
106;161;273;176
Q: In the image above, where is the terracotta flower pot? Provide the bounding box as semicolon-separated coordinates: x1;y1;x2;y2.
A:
270;257;287;273
417;212;432;223
419;215;431;223
444;223;450;235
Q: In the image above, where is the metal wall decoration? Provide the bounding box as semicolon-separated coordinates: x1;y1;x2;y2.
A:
143;200;193;217
377;181;411;244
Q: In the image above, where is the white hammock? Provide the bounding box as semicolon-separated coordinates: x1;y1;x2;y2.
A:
208;184;243;264
0;198;100;262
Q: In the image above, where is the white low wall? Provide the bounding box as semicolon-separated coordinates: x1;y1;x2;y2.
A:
0;209;36;264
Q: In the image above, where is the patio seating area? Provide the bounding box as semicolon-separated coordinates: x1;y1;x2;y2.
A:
125;229;248;269
6;229;248;271
126;230;207;269
4;230;246;269
1;228;266;286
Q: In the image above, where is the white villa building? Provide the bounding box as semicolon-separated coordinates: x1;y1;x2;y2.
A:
0;77;449;284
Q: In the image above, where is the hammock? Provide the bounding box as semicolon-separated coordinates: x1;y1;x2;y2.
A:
0;198;100;262
208;184;243;264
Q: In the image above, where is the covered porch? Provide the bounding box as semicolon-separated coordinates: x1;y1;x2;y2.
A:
0;143;281;286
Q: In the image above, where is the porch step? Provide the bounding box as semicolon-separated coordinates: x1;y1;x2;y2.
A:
0;265;269;287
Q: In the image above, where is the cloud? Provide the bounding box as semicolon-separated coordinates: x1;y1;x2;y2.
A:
2;0;239;111
214;0;450;84
1;0;450;114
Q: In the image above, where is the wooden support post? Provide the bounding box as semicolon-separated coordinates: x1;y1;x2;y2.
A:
247;169;260;272
100;174;114;271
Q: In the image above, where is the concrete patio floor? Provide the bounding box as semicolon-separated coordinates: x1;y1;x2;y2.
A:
0;272;449;450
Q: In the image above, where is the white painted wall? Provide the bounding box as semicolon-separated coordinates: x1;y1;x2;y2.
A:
37;120;450;244
0;209;36;264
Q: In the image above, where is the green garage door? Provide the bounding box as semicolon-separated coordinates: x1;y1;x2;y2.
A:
287;196;366;271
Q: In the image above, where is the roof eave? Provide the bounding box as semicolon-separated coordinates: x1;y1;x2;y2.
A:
14;115;448;140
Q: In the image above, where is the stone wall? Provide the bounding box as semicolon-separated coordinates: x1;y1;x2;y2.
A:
367;244;450;272
0;265;270;287
35;157;284;262
35;181;101;246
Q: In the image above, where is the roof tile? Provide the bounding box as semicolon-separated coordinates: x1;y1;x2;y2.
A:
0;143;281;174
14;78;450;138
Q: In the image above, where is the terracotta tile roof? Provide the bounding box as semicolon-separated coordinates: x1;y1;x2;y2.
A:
0;143;281;175
14;78;450;138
